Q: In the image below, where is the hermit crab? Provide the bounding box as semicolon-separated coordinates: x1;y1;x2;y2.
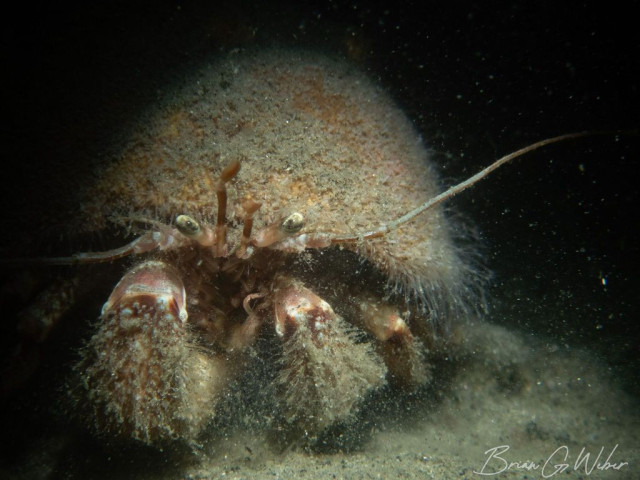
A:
2;50;586;447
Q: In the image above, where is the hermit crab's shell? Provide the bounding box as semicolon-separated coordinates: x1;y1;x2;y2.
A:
83;50;474;310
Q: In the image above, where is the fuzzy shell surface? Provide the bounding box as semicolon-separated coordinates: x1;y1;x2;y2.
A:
82;49;471;304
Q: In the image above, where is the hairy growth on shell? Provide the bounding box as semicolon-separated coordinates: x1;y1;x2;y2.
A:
77;49;483;326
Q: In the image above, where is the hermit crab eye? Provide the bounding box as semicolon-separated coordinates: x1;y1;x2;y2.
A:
280;212;304;234
176;215;201;237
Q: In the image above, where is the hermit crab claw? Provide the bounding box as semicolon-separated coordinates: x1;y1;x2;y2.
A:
81;260;227;445
272;277;386;433
100;260;188;323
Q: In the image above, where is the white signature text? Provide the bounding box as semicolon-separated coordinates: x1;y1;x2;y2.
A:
474;444;629;477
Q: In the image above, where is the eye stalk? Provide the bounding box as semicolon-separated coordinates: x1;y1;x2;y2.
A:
280;212;304;234
176;215;201;237
252;211;305;248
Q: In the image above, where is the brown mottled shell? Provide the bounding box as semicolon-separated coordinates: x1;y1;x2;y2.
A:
83;50;471;308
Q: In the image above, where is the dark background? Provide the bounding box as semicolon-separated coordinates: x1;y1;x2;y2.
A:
2;1;638;390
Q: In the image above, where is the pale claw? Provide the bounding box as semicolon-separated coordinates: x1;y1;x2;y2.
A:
358;299;431;388
273;278;386;435
78;260;225;445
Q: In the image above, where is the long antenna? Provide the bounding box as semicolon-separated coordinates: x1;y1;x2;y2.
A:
333;131;590;243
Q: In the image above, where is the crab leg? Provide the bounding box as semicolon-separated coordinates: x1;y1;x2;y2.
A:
357;298;430;387
273;277;386;434
80;260;224;445
1;276;80;395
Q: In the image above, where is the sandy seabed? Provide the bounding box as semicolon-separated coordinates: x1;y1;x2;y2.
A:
6;323;637;480
183;341;639;480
